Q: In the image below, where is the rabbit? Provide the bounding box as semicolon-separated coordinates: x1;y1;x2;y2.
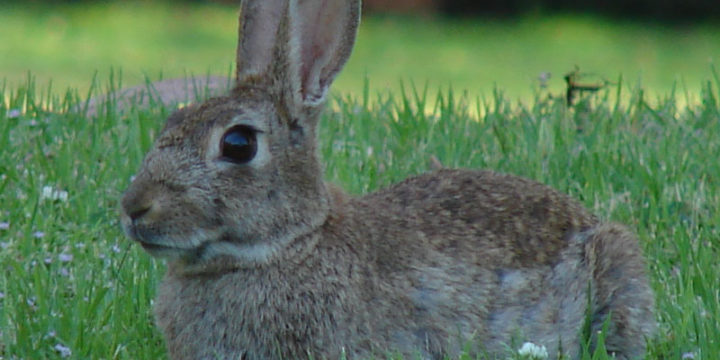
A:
120;0;656;359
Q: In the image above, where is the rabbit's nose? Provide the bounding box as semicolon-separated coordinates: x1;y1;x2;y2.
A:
122;179;157;221
127;205;152;221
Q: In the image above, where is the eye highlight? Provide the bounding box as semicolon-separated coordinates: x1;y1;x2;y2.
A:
220;125;257;164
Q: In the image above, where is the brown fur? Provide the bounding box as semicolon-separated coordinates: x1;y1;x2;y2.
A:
120;0;655;359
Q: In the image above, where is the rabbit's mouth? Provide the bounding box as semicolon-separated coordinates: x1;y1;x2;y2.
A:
136;240;198;259
124;222;192;257
139;241;171;252
126;223;224;259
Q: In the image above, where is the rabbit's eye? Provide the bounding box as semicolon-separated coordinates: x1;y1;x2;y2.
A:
221;126;257;164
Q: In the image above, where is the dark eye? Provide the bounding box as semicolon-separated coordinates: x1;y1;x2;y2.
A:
221;125;257;164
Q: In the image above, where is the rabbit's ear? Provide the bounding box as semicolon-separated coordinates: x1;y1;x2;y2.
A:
235;0;287;86
234;0;360;107
289;0;361;105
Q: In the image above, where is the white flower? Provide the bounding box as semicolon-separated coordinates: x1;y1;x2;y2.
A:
682;352;696;359
41;186;68;202
33;231;45;239
59;253;73;263
0;222;9;230
54;343;72;358
518;342;548;360
7;109;21;119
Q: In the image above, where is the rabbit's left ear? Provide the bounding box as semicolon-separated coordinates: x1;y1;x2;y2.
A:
288;0;361;106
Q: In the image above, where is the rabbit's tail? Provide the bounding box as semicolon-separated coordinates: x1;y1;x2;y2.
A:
584;223;656;359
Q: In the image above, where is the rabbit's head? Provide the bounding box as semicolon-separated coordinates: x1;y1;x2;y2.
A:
121;0;360;267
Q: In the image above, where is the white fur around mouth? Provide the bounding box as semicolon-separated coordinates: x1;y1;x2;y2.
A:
130;227;224;260
138;241;174;252
136;240;192;259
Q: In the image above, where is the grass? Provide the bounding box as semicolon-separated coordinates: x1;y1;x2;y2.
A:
1;1;720;103
1;69;719;358
1;3;719;358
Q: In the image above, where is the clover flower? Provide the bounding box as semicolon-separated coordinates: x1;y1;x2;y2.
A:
518;342;548;360
41;186;69;202
54;343;72;358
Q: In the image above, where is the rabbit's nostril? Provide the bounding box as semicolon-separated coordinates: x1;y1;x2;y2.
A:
128;206;152;221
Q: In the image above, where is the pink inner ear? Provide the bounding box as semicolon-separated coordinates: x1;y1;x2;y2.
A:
236;0;285;84
297;0;348;101
301;42;325;97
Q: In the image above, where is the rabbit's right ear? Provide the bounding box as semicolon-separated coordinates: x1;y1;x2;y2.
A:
235;0;287;86
288;0;361;106
235;0;360;108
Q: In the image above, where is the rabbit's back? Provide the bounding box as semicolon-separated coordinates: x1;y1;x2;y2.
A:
355;169;598;269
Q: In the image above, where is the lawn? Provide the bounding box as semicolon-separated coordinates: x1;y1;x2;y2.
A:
2;72;720;358
1;1;720;102
1;1;720;359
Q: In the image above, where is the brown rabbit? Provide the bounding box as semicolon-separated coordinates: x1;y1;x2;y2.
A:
120;0;656;359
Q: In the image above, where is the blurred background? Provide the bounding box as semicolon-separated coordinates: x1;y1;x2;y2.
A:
1;0;719;103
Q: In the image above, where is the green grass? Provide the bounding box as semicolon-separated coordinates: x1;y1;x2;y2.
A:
1;1;720;103
1;70;719;358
